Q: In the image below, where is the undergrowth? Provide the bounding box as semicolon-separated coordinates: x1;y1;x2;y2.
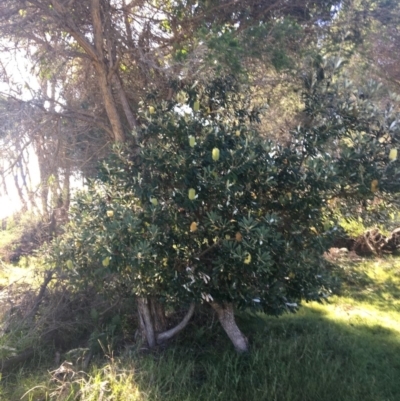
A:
0;212;51;263
1;256;400;401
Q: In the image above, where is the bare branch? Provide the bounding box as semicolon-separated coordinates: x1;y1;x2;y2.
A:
156;303;196;343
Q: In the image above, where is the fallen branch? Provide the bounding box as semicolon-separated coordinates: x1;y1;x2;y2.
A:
24;270;54;323
0;347;34;373
363;231;377;255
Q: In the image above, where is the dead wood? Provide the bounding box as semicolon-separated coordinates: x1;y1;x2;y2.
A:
341;227;400;256
24;269;54;323
0;347;34;373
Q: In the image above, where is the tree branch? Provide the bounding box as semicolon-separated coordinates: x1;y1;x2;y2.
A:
156;303;195;343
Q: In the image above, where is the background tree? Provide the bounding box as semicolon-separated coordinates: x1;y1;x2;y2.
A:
0;0;343;179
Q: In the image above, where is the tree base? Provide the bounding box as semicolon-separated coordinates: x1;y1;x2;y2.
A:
137;297;195;348
211;302;248;353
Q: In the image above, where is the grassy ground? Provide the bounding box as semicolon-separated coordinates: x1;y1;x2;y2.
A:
1;255;400;401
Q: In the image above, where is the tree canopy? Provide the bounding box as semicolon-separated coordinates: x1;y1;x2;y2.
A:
48;61;400;351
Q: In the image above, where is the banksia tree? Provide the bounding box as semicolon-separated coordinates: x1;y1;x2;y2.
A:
50;60;400;352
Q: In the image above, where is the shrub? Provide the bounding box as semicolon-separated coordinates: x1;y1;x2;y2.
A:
49;60;400;351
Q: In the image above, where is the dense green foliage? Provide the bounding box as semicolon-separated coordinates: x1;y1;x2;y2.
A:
49;60;400;321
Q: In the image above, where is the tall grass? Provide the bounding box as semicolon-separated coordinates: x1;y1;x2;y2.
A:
1;256;400;401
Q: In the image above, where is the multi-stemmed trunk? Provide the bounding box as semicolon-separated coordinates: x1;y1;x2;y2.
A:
137;297;195;348
137;298;248;353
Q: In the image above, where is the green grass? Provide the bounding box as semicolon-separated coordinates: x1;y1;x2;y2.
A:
1;256;400;401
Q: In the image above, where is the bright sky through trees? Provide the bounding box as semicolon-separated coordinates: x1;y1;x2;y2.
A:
0;46;49;218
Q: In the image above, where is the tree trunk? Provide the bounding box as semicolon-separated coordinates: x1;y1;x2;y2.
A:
211;302;248;353
62;163;71;213
12;163;28;212
112;74;138;132
149;297;168;333
91;0;125;142
137;297;196;348
94;62;126;142
137;297;156;348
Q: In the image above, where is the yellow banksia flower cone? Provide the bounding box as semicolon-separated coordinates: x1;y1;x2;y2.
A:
389;148;398;161
188;188;196;200
193;100;200;112
106;210;114;217
244;252;251;264
190;222;198;232
148;106;155;114
150;197;158;206
212;148;220;161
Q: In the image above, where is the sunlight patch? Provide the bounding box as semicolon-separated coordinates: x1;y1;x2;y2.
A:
306;302;400;337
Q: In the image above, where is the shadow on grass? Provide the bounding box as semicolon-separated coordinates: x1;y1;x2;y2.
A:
3;306;400;401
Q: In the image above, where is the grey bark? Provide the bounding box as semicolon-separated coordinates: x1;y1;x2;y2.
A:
211;302;249;353
137;297;156;348
137;298;196;348
52;0;126;142
112;74;138;132
149;297;167;333
93;65;125;142
156;303;195;343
